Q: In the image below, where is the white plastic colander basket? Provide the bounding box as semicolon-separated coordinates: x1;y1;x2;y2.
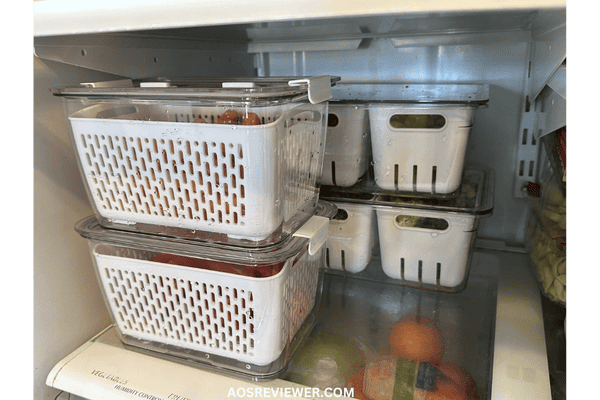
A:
76;207;335;369
375;206;479;290
320;104;371;187
92;245;323;367
69;102;327;241
369;104;476;194
325;202;376;273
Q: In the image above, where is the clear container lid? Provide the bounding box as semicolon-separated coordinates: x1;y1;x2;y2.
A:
52;76;340;106
320;166;494;215
76;200;337;267
331;82;489;105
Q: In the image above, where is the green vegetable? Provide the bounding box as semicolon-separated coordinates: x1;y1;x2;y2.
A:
287;334;365;390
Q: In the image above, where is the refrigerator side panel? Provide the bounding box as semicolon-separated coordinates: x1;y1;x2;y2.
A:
34;57;122;400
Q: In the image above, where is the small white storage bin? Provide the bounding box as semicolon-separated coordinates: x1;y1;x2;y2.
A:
55;77;336;242
325;202;376;273
375;207;478;289
75;201;337;377
369;104;477;194
320;103;371;187
320;166;494;292
330;83;489;194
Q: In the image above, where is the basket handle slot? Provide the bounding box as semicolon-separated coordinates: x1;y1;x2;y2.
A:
328;113;340;127
331;208;349;222
393;215;449;232
388;114;446;130
95;105;138;119
286;109;323;124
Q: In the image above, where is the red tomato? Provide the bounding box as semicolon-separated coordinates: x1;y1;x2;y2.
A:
216;110;238;124
242;112;261;125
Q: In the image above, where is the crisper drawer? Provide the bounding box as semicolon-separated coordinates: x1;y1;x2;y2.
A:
45;250;552;400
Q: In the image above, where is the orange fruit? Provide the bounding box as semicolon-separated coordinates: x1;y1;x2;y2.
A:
388;316;445;364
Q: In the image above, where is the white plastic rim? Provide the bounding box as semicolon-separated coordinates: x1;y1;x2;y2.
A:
326;202;376;273
69;101;327;241
90;243;323;366
369;104;476;194
375;207;478;289
321;103;371;187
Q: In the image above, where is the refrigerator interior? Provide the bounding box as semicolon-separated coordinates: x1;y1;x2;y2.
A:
33;2;566;400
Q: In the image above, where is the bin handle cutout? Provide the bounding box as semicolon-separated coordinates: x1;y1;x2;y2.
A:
331;208;349;222
95;105;138;119
388;114;446;130
394;215;449;232
328;113;340;127
293;215;330;255
286;108;323;124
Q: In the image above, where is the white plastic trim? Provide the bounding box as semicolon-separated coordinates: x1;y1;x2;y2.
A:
288;76;333;104
292;215;330;255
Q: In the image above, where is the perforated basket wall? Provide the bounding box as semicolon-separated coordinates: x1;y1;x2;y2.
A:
325;203;376;274
320;104;371;187
69;102;327;241
369;105;475;194
90;243;323;366
376;207;479;291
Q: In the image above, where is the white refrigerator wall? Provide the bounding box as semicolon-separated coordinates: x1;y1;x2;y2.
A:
261;19;533;243
34;57;124;400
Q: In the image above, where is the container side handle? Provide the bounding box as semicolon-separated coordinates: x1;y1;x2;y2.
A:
288;75;333;104
293;215;330;255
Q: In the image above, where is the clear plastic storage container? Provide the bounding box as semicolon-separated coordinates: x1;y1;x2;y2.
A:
320;167;494;292
54;76;338;243
75;201;337;379
331;83;489;195
320;102;371;187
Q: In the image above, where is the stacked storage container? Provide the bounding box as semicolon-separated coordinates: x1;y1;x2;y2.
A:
319;83;494;292
54;76;339;379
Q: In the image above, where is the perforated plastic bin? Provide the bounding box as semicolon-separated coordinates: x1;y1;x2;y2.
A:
370;104;478;194
325;202;376;274
331;83;489;194
75;201;336;379
54;76;337;243
320;166;494;292
376;207;479;290
320;103;371;187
